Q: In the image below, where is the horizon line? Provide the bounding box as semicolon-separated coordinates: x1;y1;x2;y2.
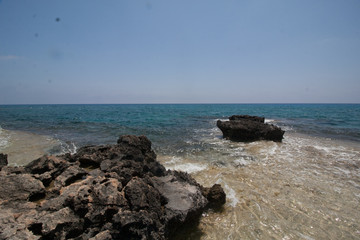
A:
1;102;359;106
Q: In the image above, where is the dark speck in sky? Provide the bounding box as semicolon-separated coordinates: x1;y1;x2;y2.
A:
146;2;152;10
55;17;60;22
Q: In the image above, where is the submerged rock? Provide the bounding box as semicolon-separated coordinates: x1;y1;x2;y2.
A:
0;135;225;240
217;115;285;142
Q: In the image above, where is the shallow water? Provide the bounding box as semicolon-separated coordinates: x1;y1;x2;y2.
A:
2;125;359;239
0;127;79;166
159;132;360;239
0;128;63;166
1;104;360;239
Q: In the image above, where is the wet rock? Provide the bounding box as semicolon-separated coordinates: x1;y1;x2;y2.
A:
152;172;208;236
202;184;226;209
0;135;225;239
217;115;284;142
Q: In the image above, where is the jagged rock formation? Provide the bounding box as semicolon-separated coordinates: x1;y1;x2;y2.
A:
0;135;225;240
217;115;285;142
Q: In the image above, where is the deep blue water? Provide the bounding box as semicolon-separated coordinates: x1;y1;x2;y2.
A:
0;104;359;153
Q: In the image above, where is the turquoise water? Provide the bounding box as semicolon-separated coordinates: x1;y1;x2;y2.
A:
0;104;359;150
1;104;360;239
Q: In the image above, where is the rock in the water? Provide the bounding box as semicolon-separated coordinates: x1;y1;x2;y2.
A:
152;172;208;236
217;115;284;142
202;184;226;209
0;135;226;240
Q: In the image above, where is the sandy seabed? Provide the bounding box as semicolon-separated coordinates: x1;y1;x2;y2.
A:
159;132;360;239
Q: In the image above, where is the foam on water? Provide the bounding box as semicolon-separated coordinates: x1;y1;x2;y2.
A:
232;158;250;167
264;119;275;123
56;140;78;155
158;155;208;174
167;162;207;174
217;180;239;207
0;127;10;149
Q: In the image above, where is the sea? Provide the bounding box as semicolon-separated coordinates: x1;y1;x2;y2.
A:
1;104;360;239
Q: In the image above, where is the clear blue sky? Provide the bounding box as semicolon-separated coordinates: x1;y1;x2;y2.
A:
0;0;359;104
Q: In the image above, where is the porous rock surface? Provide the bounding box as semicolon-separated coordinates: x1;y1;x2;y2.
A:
217;115;285;142
0;135;225;240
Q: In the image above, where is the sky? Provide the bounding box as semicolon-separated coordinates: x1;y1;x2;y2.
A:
0;0;359;104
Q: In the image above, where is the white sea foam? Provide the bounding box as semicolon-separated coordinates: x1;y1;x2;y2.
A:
167;162;207;174
0;127;10;149
265;119;275;123
282;125;294;131
217;180;238;207
232;158;250;167
215;118;229;122
58;141;78;155
163;156;182;165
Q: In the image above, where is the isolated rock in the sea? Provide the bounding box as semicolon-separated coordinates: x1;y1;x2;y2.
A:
0;135;225;240
201;184;227;209
0;153;7;169
217;115;285;142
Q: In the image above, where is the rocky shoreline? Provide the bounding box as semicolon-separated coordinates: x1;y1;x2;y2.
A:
0;135;225;240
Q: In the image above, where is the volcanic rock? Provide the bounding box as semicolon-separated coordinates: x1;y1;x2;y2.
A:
217;115;285;142
0;135;226;240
